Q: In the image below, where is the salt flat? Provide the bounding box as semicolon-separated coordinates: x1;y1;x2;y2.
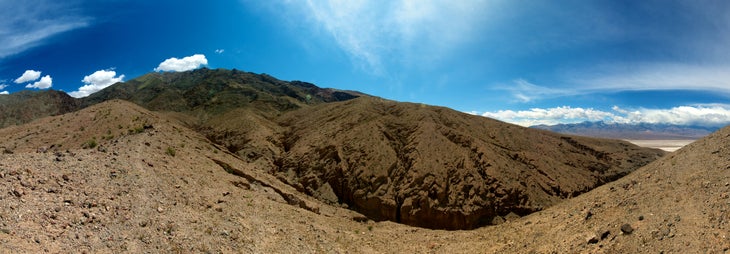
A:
625;139;695;152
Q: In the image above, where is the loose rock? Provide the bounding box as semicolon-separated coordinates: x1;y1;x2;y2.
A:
620;223;634;234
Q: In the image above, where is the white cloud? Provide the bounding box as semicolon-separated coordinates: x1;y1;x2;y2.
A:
478;104;730;127
0;83;7;90
25;75;52;89
14;70;41;83
618;105;730;127
280;0;496;74
499;79;574;103
0;1;89;58
215;49;224;54
154;54;208;72
500;63;730;103
481;106;620;127
0;91;8;95
68;70;125;98
571;63;730;95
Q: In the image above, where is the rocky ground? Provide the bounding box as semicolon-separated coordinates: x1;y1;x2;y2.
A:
0;100;727;253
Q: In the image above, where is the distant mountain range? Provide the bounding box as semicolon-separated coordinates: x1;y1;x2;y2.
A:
531;121;720;140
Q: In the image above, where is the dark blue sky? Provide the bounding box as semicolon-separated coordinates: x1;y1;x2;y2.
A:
1;0;730;126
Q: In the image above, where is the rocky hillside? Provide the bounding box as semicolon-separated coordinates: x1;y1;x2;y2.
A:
0;90;79;128
0;69;667;230
452;123;730;253
277;97;665;229
0;100;326;253
0;94;726;253
80;68;362;162
81;68;361;114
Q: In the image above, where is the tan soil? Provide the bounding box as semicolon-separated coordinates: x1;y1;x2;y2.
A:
0;100;726;253
276;97;664;229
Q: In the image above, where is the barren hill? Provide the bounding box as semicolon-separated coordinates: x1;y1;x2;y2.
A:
0;100;330;252
76;69;668;229
0;69;667;231
81;68;360;114
442;123;730;253
276;97;665;229
0;90;78;129
0;95;726;253
80;68;361;162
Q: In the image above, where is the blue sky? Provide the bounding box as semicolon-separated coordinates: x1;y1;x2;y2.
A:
2;0;730;127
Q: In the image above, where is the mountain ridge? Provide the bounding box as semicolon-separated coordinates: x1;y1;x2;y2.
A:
0;68;666;230
531;121;718;140
0;89;79;128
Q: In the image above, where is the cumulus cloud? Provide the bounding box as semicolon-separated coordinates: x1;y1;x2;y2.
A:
68;70;125;98
617;105;730;127
25;75;52;89
0;91;8;95
14;70;42;83
0;1;89;58
154;54;208;72
478;105;730;127
481;106;620;127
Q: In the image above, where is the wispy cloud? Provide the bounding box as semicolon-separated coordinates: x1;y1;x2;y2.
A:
215;49;225;54
496;79;574;103
478;104;730;127
570;63;730;95
279;0;496;75
154;54;208;72
69;69;125;98
501;63;730;103
0;0;89;58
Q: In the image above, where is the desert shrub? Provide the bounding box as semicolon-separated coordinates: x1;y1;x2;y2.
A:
82;139;97;149
165;146;176;157
128;126;145;134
